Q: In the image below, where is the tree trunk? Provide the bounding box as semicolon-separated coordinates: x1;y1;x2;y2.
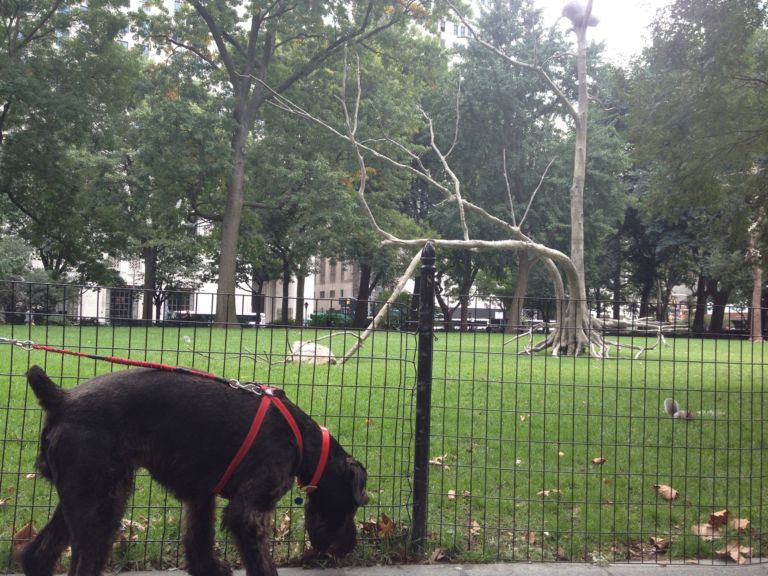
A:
708;280;729;334
295;273;306;326
141;246;157;323
692;275;707;334
281;258;291;324
353;263;373;328
506;252;534;333
215;123;249;325
568;10;590;325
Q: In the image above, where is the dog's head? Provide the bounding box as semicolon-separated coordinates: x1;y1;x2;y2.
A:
304;455;368;556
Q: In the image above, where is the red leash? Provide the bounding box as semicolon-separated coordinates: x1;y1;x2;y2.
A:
4;338;332;498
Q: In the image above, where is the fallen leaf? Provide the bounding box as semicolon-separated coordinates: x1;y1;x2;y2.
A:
461;490;471;498
430;547;449;562
447;490;456;501
12;523;37;557
730;518;750;532
653;484;679;501
378;513;396;538
519;415;526;422
429;454;449;468
0;498;7;507
537;489;562;498
525;531;537;545
558;451;565;457
25;473;36;480
709;509;730;528
275;512;291;540
364;418;374;427
650;537;670;552
515;459;523;465
469;520;481;537
691;523;722;541
716;541;752;565
118;518;146;543
592;457;607;465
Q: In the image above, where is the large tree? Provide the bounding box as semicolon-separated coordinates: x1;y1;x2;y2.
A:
138;0;428;324
1;0;142;281
628;0;768;338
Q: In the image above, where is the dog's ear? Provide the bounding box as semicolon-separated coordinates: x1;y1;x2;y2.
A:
346;457;368;506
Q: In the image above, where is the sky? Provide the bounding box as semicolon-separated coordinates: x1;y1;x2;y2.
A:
534;0;671;64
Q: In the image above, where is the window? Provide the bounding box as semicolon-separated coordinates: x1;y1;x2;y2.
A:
330;290;336;299
319;291;325;299
453;23;459;36
330;262;337;283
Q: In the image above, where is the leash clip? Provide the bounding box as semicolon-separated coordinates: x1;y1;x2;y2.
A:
0;337;34;351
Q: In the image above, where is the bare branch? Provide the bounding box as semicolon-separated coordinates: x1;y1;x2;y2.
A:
519;157;555;228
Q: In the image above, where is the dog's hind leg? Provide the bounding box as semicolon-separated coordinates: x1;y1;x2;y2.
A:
182;496;231;576
21;504;70;576
52;460;132;576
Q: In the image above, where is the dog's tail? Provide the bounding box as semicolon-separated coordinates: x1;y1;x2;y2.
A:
27;365;67;412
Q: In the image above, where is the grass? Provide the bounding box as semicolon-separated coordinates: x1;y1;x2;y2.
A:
0;323;766;569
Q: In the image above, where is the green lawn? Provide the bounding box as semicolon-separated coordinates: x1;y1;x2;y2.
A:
1;324;766;569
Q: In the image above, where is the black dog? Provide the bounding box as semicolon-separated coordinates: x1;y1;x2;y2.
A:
21;366;368;576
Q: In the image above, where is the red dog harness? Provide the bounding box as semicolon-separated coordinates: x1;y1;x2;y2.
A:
213;385;330;496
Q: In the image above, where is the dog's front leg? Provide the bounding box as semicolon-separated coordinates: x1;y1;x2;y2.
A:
222;494;280;576
182;496;232;576
21;504;70;576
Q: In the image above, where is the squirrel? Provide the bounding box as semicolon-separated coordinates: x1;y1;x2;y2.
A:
664;398;694;420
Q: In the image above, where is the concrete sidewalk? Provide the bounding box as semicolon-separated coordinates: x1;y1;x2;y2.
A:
8;561;768;576
274;562;768;575
37;561;760;576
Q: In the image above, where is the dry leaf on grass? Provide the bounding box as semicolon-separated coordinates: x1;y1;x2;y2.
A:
430;547;449;563
461;490;471;499
447;490;456;501
468;520;482;538
378;513;396;538
708;509;730;528
428;454;449;469
730;518;751;532
650;537;670;552
525;531;537;545
691;523;722;541
12;523;37;558
275;512;291;540
653;484;679;501
716;541;752;565
591;457;607;465
537;488;562;498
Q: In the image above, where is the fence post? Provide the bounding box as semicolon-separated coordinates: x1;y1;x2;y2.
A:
411;241;435;554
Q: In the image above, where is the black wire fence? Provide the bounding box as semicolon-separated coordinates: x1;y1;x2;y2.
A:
1;254;766;570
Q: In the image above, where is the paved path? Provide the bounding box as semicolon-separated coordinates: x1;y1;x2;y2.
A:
272;561;768;575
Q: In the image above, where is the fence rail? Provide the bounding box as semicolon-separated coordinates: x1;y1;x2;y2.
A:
1;268;767;570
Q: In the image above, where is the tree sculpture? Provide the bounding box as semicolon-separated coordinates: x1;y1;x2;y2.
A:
270;2;668;358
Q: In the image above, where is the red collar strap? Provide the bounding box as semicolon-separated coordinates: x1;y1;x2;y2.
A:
213;386;330;495
299;426;330;494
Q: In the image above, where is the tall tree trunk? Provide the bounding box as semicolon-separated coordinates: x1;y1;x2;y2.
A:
281;258;291;324
692;275;707;334
295;273;306;326
506;252;534;334
353;263;374;329
215;123;249;325
707;280;730;334
142;246;157;323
